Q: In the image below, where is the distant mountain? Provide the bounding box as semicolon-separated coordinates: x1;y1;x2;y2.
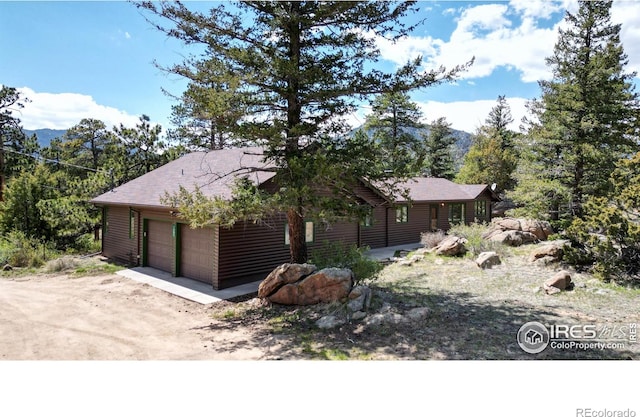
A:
352;124;473;169
23;129;67;148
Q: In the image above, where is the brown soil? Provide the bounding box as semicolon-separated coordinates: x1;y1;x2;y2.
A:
1;244;639;360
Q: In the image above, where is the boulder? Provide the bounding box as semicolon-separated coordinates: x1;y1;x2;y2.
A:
483;217;554;243
258;263;317;298
543;270;573;294
476;251;501;269
433;235;468;256
268;267;353;305
489;230;537;247
347;285;372;312
521;219;553;240
528;242;567;264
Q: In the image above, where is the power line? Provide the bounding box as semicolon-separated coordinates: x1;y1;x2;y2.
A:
1;147;109;174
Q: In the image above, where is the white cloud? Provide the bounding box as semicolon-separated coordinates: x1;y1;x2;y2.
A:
375;0;640;84
417;97;530;133
14;87;141;130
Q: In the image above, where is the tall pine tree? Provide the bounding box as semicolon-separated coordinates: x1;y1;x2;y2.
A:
511;0;639;220
363;91;427;175
456;96;518;192
138;1;470;263
424;117;455;179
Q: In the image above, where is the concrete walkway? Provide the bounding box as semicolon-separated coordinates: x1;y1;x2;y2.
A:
365;242;422;260
116;242;422;305
116;267;260;305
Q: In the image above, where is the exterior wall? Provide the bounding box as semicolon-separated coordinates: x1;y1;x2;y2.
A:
360;205;387;249
386;203;429;246
218;215;290;288
102;205;139;266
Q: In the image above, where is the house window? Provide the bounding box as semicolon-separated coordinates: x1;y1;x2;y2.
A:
449;203;465;225
360;208;373;228
396;206;409;223
129;208;135;239
475;200;487;219
285;221;314;245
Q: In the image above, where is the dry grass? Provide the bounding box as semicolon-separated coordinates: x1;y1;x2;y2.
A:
218;243;640;360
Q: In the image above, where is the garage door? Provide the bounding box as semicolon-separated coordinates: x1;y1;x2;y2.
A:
180;225;215;284
147;220;173;273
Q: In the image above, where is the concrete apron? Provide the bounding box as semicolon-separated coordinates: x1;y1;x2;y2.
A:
116;267;261;305
116;242;421;305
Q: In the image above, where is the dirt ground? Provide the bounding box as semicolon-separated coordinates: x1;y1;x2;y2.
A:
0;273;283;360
2;243;640;360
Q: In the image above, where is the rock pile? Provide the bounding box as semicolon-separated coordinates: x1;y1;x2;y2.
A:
482;218;553;247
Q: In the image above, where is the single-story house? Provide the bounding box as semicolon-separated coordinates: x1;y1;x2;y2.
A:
90;147;499;289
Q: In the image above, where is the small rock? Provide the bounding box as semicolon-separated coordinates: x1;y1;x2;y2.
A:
475;251;501;269
347;285;371;312
351;311;367;321
543;270;573;294
316;315;346;329
406;307;430;321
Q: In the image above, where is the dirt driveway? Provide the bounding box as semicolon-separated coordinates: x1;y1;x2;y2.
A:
0;273;281;360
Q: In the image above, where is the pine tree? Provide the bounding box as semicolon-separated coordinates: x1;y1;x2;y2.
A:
167;58;246;150
424;117;455;179
456;96;518;191
364;91;427;175
138;0;470;263
512;0;639;219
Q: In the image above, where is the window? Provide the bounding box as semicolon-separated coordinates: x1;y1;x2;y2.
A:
360;209;373;228
129;208;135;239
396;206;409;223
449;203;465;225
475;200;487;219
285;221;314;245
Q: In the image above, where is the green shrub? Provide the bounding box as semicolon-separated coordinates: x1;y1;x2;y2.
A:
448;222;501;256
0;231;54;268
308;241;383;284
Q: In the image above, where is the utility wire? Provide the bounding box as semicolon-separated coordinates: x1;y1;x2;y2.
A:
1;147;109;174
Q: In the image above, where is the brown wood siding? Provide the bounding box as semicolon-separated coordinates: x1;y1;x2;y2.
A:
218;216;291;289
147;220;174;273
180;225;215;284
360;205;387;248
102;206;138;266
387;204;429;246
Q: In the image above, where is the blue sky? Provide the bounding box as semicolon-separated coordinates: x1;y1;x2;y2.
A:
2;0;640;134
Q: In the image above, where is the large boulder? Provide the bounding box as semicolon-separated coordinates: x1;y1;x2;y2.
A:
489;230;537;247
268;267;354;305
483;217;554;244
258;263;317;298
432;235;468;256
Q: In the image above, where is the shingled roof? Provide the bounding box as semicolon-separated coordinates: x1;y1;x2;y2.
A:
395;177;495;203
91;146;497;208
90;147;274;208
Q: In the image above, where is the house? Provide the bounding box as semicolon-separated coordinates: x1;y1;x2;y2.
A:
90;147;499;289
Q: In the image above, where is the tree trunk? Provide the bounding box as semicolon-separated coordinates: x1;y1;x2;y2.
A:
287;207;307;264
